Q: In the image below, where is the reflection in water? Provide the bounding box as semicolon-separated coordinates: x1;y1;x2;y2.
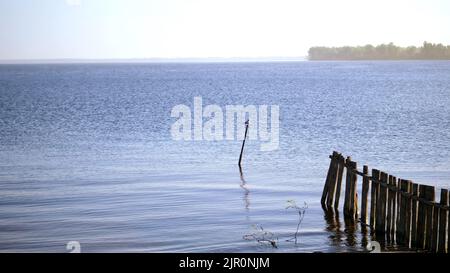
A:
360;223;370;250
239;166;250;211
324;209;371;251
323;209;343;247
343;216;358;247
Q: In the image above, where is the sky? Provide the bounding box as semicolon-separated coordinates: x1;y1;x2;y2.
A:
0;0;450;60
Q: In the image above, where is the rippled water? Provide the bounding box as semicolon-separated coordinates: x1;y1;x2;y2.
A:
1;61;450;252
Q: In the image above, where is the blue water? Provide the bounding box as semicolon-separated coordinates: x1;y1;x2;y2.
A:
1;61;450;252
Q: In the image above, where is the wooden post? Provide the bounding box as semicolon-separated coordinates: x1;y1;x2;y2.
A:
397;179;407;244
361;165;370;226
424;186;435;251
390;177;398;242
343;157;352;217
404;180;412;248
238;120;249;167
396;180;401;240
326;153;340;209
386;175;394;241
376;172;388;236
321;152;336;209
417;185;427;249
370;169;380;231
334;155;345;209
350;161;358;219
448;195;450;254
396;179;402;243
431;202;439;252
343;158;358;219
410;183;419;248
381;172;389;234
438;189;449;253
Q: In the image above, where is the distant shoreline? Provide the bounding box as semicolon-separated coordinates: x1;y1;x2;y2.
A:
308;42;450;61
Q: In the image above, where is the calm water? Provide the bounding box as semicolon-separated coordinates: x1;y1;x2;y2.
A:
1;61;450;253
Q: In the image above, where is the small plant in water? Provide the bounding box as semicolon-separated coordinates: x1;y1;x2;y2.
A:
243;200;307;248
243;224;278;248
285;200;308;244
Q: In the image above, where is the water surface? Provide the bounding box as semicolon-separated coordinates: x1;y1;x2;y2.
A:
1;61;450;252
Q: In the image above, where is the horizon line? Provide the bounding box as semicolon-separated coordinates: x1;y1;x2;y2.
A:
0;56;308;65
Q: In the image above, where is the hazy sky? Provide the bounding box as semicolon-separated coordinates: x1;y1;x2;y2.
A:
1;0;450;60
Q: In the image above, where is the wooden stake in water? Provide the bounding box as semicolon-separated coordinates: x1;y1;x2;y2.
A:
238;120;249;167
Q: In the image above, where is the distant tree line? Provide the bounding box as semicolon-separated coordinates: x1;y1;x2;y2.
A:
308;42;450;60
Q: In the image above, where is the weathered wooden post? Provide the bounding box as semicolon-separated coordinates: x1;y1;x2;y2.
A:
326;153;340;209
417;185;427;249
397;180;411;245
321;168;331;209
389;176;398;241
334;154;345;209
424;186;435;251
438;189;448;253
344;157;358;219
448;197;450;254
322;152;335;209
410;183;419;248
448;194;450;254
390;176;398;241
322;151;341;210
351;161;358;219
404;180;413;247
381;173;388;234
370;169;380;231
386;175;394;241
396;180;404;243
343;157;351;215
431;198;440;252
238;120;249;167
375;171;388;236
360;165;370;226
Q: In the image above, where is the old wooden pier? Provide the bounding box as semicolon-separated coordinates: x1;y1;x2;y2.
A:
321;151;450;253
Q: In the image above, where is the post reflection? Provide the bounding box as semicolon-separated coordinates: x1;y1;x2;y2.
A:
324;209;371;251
239;166;250;210
323;209;343;247
343;216;358;247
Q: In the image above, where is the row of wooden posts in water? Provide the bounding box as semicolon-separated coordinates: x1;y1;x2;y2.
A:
321;151;450;253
